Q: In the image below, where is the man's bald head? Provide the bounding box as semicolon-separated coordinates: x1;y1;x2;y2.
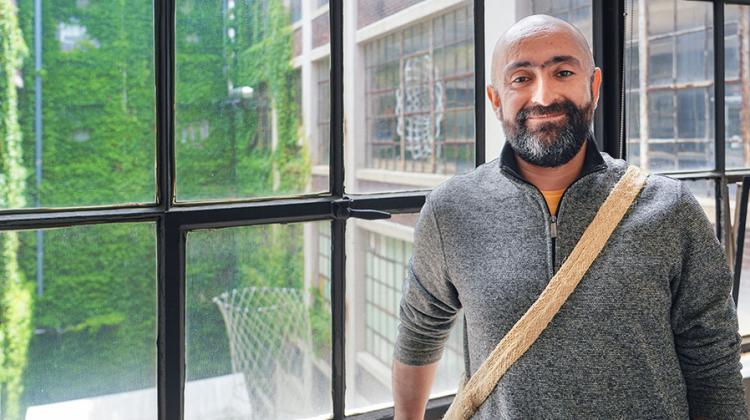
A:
490;15;594;89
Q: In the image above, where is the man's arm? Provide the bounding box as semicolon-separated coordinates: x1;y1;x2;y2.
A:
393;195;461;416
392;360;439;420
671;181;748;419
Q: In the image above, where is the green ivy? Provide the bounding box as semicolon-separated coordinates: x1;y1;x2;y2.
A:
4;0;314;415
0;1;32;419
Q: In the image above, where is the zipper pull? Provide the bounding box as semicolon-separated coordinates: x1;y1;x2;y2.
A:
550;216;557;239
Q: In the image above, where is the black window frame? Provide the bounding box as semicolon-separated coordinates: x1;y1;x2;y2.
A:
5;0;748;419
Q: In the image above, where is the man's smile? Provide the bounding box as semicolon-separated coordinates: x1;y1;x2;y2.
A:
527;112;565;121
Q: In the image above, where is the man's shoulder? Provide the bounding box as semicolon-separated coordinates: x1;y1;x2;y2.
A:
601;153;682;191
601;153;688;214
427;157;511;208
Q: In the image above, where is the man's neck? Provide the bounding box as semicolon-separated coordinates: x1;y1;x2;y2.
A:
514;141;587;191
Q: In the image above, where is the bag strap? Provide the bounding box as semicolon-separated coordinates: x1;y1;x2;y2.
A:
443;165;649;420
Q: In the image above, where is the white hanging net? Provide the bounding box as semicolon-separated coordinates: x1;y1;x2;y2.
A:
213;287;317;419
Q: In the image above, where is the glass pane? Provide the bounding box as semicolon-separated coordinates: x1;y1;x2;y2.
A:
349;3;476;193
2;1;156;209
648;37;673;86
725;5;750;170
531;0;593;45
624;0;715;172
345;214;464;413
175;0;328;201
648;0;674;34
675;31;708;83
186;222;332;419
9;223;156;419
728;179;750;336
676;0;709;32
736;188;750;336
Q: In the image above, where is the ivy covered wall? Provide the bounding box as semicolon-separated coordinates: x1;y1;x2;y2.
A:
0;2;32;419
14;0;157;414
1;0;311;417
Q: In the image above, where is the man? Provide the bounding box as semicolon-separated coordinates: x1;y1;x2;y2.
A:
392;15;748;419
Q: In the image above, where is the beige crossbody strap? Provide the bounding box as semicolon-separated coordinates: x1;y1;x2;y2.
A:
443;165;649;420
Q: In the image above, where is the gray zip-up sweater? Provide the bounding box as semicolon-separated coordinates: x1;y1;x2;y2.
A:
394;137;748;419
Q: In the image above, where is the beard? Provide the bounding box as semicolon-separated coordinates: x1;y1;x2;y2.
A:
501;99;594;168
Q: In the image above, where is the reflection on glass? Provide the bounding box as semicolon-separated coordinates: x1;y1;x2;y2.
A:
625;0;715;172
175;0;327;201
6;224;156;420
725;5;750;170
186;222;332;419
2;1;155;209
351;4;476;193
345;214;463;413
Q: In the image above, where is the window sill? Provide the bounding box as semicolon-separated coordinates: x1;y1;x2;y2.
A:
355;168;451;189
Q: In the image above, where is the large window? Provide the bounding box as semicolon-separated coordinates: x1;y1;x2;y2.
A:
6;0;749;419
623;0;750;340
625;0;715;172
355;5;475;193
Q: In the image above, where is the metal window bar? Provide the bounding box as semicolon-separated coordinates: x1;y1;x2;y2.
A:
329;2;346;420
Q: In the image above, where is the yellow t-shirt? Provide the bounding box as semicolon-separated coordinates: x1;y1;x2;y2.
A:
541;188;566;216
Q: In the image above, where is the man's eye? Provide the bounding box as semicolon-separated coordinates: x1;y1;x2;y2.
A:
557;70;574;77
512;76;529;84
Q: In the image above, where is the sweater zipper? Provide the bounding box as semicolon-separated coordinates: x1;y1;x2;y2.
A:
550;214;557;273
501;163;606;275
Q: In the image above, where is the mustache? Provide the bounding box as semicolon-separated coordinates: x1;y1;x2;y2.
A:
516;101;577;123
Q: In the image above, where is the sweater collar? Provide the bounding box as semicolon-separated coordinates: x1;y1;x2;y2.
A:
499;133;607;184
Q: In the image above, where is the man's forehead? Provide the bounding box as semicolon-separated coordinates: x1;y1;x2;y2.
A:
500;31;588;68
491;15;593;83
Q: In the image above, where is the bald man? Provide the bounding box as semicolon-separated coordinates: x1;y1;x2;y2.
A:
392;15;747;419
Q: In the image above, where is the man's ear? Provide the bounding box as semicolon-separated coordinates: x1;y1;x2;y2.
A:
486;85;501;118
591;67;603;109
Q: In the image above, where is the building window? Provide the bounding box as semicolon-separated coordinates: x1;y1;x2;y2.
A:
290;0;302;23
624;0;716;172
57;20;100;52
364;5;474;175
363;232;462;372
316;58;331;166
252;84;273;151
317;225;331;304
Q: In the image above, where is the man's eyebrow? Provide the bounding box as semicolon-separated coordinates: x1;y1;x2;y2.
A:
503;55;582;74
545;55;581;68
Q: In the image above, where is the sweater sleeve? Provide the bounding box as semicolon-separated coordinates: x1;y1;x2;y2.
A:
393;194;462;366
670;181;748;419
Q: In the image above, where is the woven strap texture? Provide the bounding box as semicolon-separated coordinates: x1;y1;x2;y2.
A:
442;165;649;420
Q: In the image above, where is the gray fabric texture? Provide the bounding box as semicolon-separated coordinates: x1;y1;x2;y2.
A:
394;137;748;419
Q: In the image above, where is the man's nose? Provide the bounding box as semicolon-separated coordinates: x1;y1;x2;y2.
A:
530;77;559;107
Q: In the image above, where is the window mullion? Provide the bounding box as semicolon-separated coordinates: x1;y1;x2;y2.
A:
593;0;626;158
155;0;177;418
330;0;345;198
474;0;485;167
159;214;185;420
715;0;726;174
330;1;346;418
714;1;727;243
